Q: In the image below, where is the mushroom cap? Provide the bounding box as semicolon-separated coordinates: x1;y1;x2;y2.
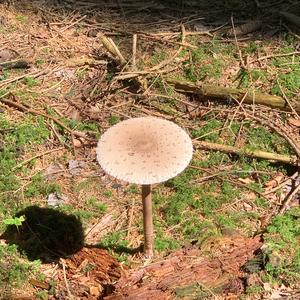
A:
96;117;193;185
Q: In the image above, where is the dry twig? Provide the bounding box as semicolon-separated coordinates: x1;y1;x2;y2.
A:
279;183;300;214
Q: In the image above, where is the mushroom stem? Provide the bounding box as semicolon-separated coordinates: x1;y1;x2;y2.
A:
142;184;153;257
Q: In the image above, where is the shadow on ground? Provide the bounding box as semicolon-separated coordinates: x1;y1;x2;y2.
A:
7;0;300;33
95;242;143;255
1;205;84;262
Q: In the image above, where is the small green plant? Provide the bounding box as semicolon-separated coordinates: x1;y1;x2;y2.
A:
126;184;139;194
0;70;10;81
41;47;50;55
246;125;291;154
182;45;227;82
66;119;101;138
150;51;167;65
99;231;130;263
86;197;107;213
36;290;49;300
192;120;223;142
35;59;45;66
24;173;61;197
245;284;263;295
24;76;41;87
154;230;180;252
103;190;113;198
108;115;120;125
4;215;25;227
16;14;28;23
75;68;88;80
59;204;94;223
244;41;259;54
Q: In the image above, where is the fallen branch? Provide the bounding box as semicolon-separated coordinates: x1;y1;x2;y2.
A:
12;147;64;171
280;11;300;29
279;182;300;214
0;59;29;69
0;95;94;147
194;140;299;166
166;78;300;114
100;34;126;65
114;66;178;81
0;69;47;89
65;57;107;67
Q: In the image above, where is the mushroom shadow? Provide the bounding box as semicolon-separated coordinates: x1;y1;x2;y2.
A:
1;205;84;262
94;242;143;255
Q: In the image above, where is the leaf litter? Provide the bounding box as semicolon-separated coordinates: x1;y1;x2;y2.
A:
0;0;299;299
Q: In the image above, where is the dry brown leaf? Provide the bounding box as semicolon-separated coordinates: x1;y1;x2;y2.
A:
264;173;284;188
90;285;102;297
29;278;50;290
238;177;254;184
288;118;300;127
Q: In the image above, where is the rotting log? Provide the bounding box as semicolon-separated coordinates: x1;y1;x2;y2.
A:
194;140;299;166
280;11;300;29
166;78;300;114
104;235;262;300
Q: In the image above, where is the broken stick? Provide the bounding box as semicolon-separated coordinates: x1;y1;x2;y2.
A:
194;140;299;166
166;78;300;114
100;34;126;65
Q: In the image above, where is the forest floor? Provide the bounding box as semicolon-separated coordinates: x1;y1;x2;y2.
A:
0;0;299;299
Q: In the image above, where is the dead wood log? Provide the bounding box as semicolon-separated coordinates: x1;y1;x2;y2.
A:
166;78;300;114
104;235;262;299
226;20;262;37
194;140;299;166
280;11;300;29
0;59;29;69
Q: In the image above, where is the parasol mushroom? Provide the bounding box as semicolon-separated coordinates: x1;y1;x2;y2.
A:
96;117;193;257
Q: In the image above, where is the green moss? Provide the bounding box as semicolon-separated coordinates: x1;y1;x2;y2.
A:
192;119;223;142
236;68;267;88
154;230;180;252
0;115;50;198
98;231;130;263
150;51;167;66
108;115;120;125
24;173;61;198
86;197;108;214
23;76;41;87
263;208;300;283
59;204;94;223
16;14;28;23
0;244;41;297
246;125;291;154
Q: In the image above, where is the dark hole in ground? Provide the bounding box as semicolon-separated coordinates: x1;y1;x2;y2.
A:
1;205;84;262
